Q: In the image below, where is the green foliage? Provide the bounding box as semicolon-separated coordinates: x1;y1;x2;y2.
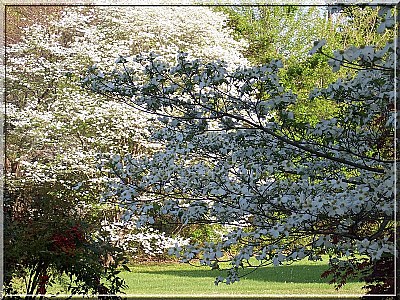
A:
216;5;394;126
3;180;129;298
183;224;225;245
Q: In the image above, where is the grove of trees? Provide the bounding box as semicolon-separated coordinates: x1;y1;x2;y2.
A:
4;3;397;299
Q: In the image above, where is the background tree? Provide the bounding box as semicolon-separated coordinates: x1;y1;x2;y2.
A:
84;5;396;296
217;5;395;125
4;5;247;297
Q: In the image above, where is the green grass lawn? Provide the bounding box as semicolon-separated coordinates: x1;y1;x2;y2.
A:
40;257;366;299
116;258;366;298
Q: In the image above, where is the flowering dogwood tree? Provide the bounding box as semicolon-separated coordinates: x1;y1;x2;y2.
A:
84;6;397;294
5;5;247;296
6;5;247;186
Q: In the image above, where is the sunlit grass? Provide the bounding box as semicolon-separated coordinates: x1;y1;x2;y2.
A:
118;257;366;297
40;256;366;298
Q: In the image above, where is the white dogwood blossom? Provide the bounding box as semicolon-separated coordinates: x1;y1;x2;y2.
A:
85;6;396;285
99;220;189;257
6;6;247;257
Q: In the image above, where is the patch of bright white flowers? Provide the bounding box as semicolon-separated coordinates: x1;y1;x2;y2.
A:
100;220;189;258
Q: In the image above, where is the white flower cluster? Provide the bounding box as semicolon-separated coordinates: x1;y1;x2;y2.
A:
100;220;189;258
59;6;248;70
7;5;248;180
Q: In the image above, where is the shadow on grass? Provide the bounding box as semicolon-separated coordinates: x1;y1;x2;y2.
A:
137;264;363;284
